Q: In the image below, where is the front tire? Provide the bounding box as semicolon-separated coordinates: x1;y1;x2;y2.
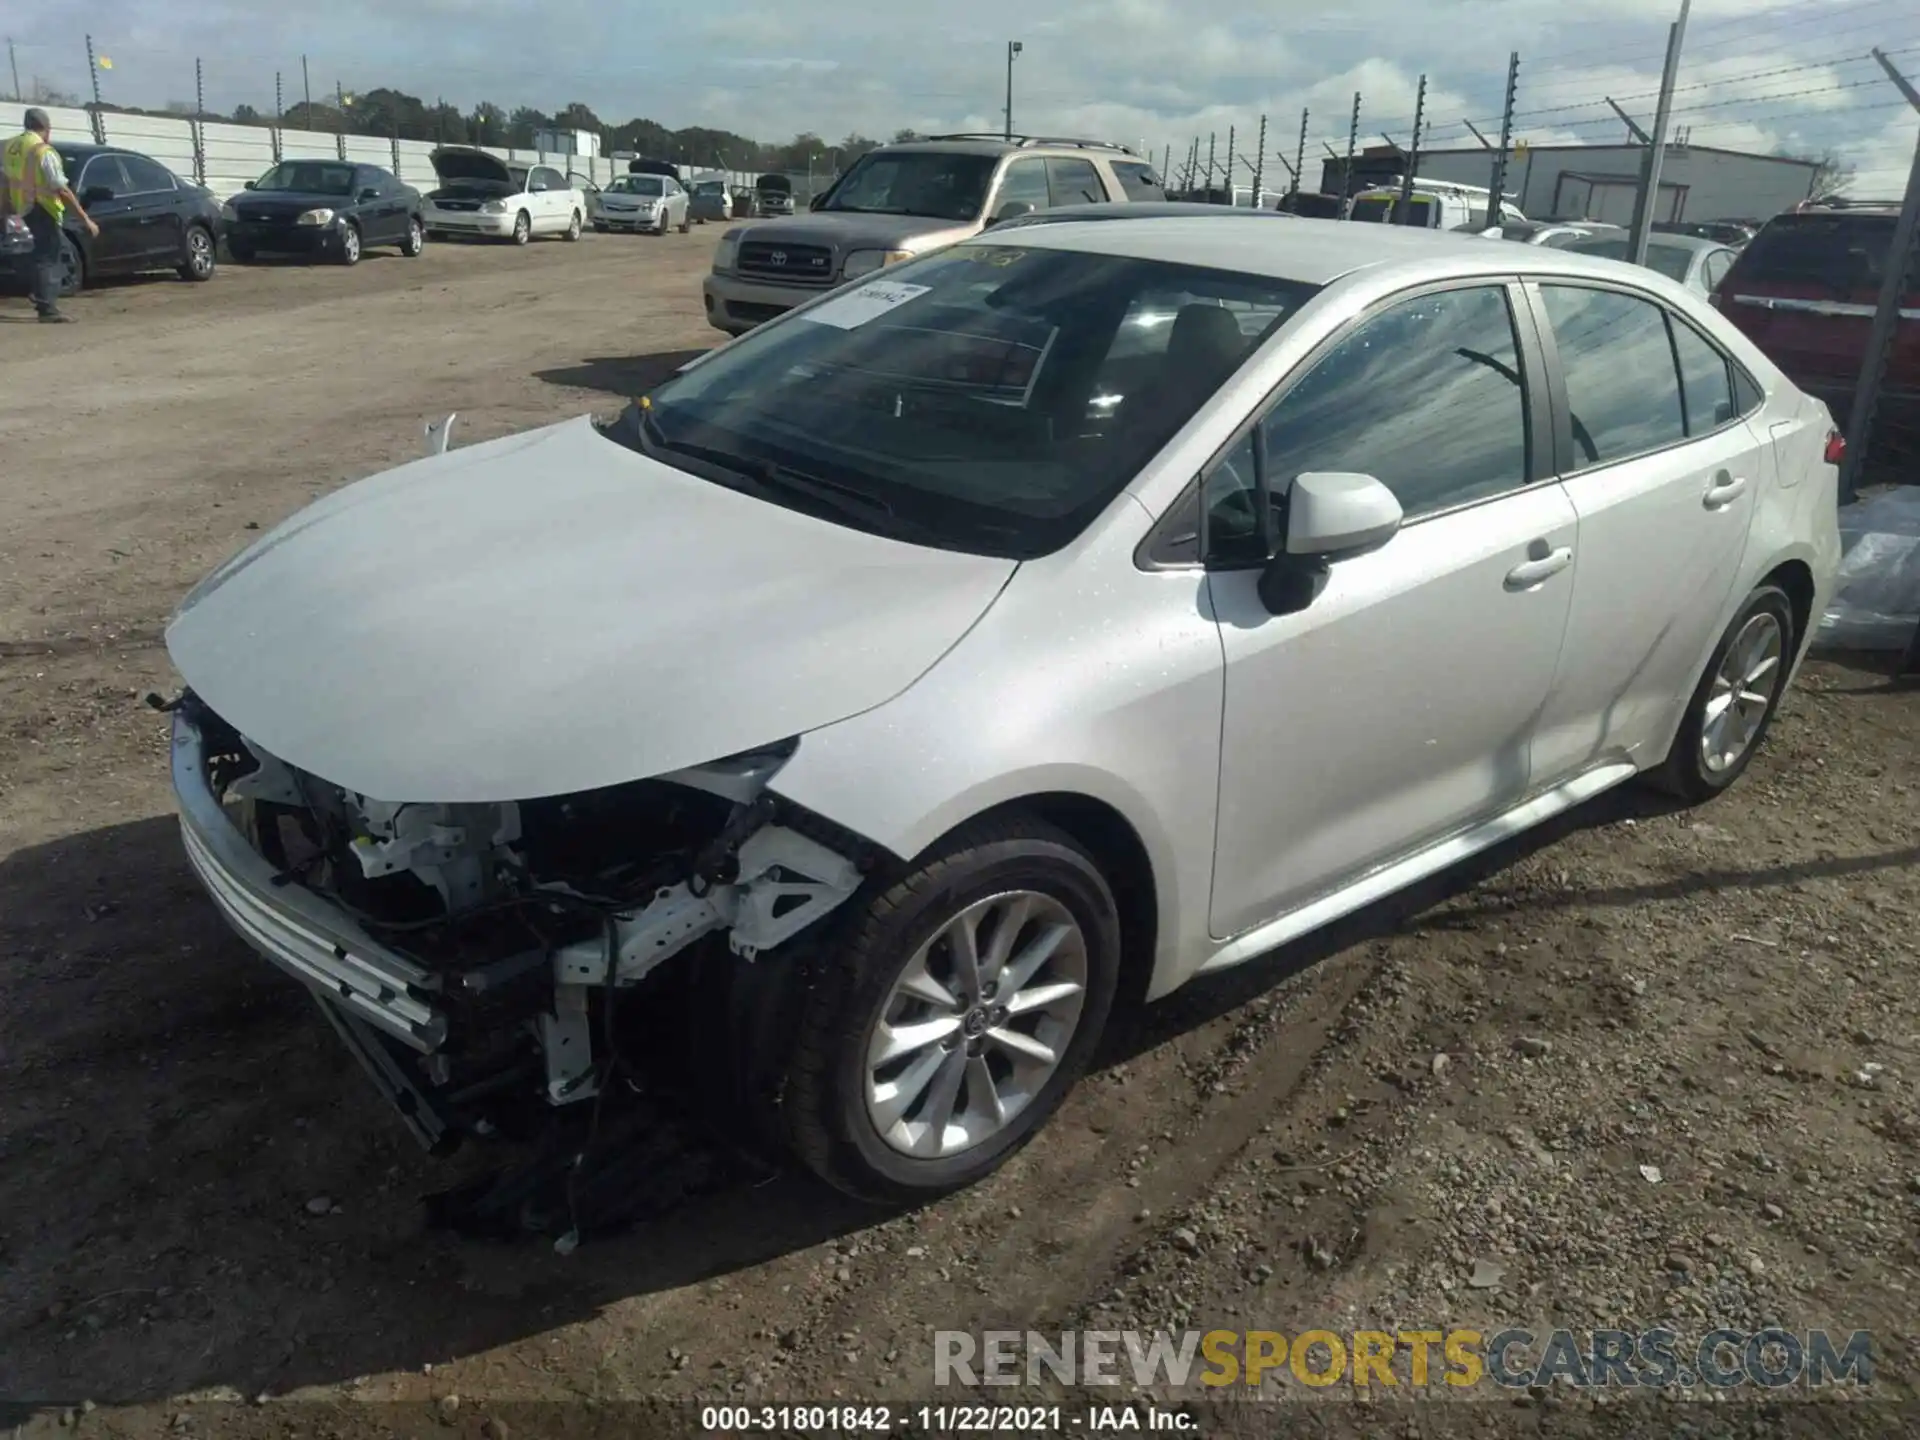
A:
1650;583;1796;803
564;210;583;241
778;819;1121;1204
337;222;362;266
678;211;691;234
179;224;217;282
510;210;531;246
401;216;425;257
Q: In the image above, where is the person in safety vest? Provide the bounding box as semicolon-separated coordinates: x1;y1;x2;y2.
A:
2;108;98;323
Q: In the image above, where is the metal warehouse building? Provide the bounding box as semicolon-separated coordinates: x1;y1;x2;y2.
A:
1320;142;1821;225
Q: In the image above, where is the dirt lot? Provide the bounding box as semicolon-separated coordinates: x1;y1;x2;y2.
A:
2;229;1918;1438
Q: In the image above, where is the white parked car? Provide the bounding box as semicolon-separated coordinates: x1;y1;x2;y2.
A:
590;173;691;235
422;147;584;245
164;220;1840;1209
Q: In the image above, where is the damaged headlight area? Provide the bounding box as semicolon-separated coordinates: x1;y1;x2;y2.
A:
172;691;876;1157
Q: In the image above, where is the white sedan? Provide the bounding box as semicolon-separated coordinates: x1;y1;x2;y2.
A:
422;147;584;245
164;218;1839;1211
590;173;691;235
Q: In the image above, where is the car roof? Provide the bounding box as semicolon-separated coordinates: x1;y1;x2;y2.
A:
966;214;1719;289
1567;230;1727;255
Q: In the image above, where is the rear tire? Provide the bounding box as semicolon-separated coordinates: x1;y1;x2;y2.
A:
1648;583;1796;804
178;223;217;282
57;232;85;296
775;819;1121;1204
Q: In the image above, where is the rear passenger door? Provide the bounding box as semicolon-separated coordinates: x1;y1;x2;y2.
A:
1526;282;1762;784
990;158;1052;222
114;154;186;264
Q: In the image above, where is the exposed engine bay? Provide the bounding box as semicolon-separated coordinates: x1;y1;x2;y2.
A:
179;692;875;1177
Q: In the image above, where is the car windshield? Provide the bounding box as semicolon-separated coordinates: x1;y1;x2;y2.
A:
1566;236;1694;283
1728;214;1897;297
822;151;998;221
254;161;356;195
599;244;1318;558
610;176;664;195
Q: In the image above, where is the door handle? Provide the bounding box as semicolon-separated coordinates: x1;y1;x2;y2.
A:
1704;471;1748;508
1505;546;1574;590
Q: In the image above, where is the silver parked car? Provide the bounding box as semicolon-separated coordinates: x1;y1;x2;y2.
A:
590;172;691;234
164;219;1840;1208
1561;230;1742;297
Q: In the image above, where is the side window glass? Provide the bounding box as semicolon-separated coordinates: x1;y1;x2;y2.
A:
1255;285;1532;524
1110;161;1163;201
1202;431;1264;566
1702;250;1730;291
1670;318;1736;435
1540;286;1686;469
994;159;1051;216
80;155;131;196
1046;158;1104;207
119;155;175;193
1732;365;1764;417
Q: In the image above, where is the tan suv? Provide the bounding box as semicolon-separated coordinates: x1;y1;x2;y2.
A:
701;134;1162;336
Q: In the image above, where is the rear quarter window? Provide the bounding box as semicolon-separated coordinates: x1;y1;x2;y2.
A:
1727;215;1899;297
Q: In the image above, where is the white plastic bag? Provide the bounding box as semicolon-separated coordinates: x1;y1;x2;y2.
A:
1818;487;1920;652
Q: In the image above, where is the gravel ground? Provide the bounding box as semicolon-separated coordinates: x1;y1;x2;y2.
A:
2;229;1917;1439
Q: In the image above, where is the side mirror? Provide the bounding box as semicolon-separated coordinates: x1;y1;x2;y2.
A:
1255;472;1403;616
243;180;257;190
358;187;380;202
993;200;1036;225
82;185;115;205
808;193;827;211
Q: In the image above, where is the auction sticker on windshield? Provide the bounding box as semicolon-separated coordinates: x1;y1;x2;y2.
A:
802;281;932;330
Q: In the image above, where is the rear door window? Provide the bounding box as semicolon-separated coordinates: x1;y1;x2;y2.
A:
1669;318;1737;434
1540;285;1687;468
995;158;1052;215
1046;158;1105;207
78;155;132;197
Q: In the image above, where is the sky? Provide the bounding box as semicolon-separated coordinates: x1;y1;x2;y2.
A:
8;0;1918;193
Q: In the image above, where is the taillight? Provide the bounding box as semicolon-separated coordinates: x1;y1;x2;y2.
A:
1824;430;1847;466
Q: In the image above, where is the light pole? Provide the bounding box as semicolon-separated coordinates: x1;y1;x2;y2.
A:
1004;41;1023;141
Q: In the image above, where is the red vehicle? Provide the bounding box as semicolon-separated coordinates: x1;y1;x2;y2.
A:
1714;205;1919;443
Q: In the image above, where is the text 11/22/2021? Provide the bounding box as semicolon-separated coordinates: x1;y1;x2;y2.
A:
701;1405;1195;1433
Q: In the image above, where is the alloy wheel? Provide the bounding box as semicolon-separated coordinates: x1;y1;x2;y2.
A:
865;890;1088;1159
513;212;530;245
341;226;361;264
1700;611;1783;775
187;228;214;277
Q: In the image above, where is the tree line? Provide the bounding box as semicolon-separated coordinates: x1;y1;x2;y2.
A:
55;84;913;173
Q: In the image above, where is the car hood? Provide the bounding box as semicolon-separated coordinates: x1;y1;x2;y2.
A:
165;416;1018;803
429;147;513;185
233;190;350;214
736;212;977;253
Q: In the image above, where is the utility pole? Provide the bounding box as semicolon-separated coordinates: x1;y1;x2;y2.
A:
1840;47;1920;506
192;57;206;186
1628;0;1692;265
1252;113;1267;207
1397;74;1427;224
1225;125;1236;204
1003;40;1022;141
1605;97;1650;144
336;80;348;161
7;38;20;103
1341;92;1360;213
1488;52;1520;226
1294;107;1308;198
273;71;283;162
302;54;311;128
84;34;105;142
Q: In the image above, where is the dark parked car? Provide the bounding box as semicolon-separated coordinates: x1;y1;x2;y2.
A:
6;142;220;297
224;161;425;265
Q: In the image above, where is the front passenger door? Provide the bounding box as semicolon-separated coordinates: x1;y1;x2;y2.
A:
1205;283;1579;940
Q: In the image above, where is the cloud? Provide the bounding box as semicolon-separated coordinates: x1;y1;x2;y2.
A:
10;0;1911;195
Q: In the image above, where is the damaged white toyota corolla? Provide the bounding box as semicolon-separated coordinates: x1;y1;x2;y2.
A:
167;220;1839;1211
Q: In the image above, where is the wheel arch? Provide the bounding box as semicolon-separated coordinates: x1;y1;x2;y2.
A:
898;788;1161;1015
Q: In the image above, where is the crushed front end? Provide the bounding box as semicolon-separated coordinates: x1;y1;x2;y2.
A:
168;690;872;1157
